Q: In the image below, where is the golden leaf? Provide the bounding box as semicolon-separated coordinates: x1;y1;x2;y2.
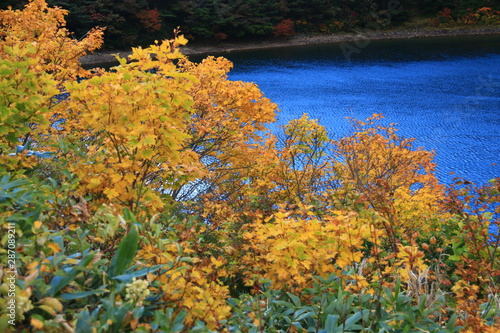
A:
30;318;44;329
47;242;62;253
40;297;63;312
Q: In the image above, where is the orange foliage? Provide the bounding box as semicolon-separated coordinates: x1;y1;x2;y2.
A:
136;9;162;32
273;19;295;37
0;0;104;81
331;114;446;248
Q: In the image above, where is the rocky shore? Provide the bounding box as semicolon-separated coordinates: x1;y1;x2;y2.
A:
79;26;500;67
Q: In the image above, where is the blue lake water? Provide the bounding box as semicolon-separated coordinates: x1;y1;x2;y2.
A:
214;35;500;186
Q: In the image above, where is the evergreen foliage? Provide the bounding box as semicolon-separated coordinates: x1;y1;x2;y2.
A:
1;0;497;48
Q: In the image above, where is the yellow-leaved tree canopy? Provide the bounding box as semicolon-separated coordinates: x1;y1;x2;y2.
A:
0;0;103;171
1;0;279;215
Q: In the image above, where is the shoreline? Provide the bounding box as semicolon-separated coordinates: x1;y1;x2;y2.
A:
80;26;500;66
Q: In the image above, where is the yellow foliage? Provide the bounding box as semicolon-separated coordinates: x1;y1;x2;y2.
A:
0;45;58;168
52;39;202;213
276;114;333;205
139;243;231;330
173;56;278;202
241;206;372;292
392;244;428;282
0;0;103;169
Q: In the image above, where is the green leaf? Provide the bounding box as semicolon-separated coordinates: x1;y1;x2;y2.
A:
447;313;459;331
294;308;313;322
324;298;340;315
274;300;295;308
324;314;339;333
112;264;164;282
418;294;426;313
287;292;302;307
60;290;108;300
173;309;187;331
178;257;194;263
49;252;94;296
112;302;135;333
75;309;93;333
107;225;139;278
343;311;362;330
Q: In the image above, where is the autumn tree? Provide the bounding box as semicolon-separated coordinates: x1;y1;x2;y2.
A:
171;56;278;202
0;0;103;171
44;36;207;215
273;18;295;37
329;114;445;249
136;8;162;32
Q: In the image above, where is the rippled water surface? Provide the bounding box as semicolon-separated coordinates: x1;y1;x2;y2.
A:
217;35;500;185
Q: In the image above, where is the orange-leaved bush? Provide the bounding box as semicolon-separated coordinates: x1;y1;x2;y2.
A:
330;114;446;249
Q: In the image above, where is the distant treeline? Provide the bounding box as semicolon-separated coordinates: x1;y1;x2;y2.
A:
2;0;499;48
